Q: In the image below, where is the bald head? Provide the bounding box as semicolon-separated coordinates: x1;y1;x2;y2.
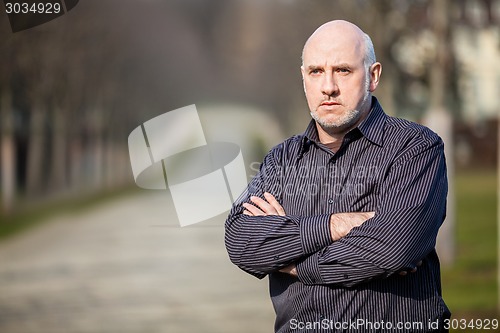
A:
302;20;376;70
299;20;382;139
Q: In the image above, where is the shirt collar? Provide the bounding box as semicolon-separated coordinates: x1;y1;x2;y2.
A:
300;96;387;156
299;119;319;158
357;96;386;147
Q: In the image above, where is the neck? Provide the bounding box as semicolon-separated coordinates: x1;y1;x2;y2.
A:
316;125;345;145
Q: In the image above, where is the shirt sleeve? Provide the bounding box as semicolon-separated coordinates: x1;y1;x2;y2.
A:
224;146;333;279
296;135;448;287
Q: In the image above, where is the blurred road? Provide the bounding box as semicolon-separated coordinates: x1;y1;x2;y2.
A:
0;192;275;333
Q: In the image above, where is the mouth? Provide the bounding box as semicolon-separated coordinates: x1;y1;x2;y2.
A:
320;101;341;107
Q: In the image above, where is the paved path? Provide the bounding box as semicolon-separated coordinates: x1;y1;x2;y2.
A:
0;192;275;333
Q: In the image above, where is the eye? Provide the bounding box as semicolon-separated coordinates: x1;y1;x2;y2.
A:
310;69;322;75
337;67;351;74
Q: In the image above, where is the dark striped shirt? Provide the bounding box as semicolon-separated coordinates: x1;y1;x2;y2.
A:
225;97;450;332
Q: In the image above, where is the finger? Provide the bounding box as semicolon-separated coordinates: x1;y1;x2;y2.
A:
410;267;418;273
398;271;408;276
279;264;297;276
243;203;265;216
243;209;253;216
250;196;278;215
416;260;423;267
264;192;286;216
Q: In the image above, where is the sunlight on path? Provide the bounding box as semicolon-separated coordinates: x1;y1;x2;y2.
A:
0;192;274;333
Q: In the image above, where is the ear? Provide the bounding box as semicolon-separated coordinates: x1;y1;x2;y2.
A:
300;65;307;92
368;62;382;92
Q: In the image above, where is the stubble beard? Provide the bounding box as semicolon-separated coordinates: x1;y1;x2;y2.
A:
310;107;360;132
310;90;370;133
310;73;372;133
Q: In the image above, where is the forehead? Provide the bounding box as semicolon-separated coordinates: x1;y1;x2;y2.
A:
303;31;365;66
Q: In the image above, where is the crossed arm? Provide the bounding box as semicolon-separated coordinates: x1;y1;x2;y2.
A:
243;193;417;277
225;137;446;286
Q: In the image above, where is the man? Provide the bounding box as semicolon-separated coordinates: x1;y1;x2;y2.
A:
225;20;450;332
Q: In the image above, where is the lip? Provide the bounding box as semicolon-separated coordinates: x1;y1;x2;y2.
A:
320;101;340;106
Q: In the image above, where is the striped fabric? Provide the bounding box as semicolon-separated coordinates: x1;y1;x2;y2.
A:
225;97;451;332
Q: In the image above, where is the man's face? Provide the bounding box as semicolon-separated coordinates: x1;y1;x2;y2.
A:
301;32;373;133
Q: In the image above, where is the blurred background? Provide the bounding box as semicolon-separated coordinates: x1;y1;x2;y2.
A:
0;0;498;332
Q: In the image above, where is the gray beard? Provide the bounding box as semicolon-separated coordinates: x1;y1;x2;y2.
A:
311;89;371;132
310;107;361;131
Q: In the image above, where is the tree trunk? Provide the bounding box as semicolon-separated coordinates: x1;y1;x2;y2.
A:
424;0;455;266
49;108;67;192
104;138;120;189
1;89;16;213
26;106;47;197
69;137;83;193
92;111;103;190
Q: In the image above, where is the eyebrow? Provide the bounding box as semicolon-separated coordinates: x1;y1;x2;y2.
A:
306;65;322;71
306;63;353;71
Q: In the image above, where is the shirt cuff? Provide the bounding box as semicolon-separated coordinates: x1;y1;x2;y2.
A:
296;252;323;285
299;214;332;254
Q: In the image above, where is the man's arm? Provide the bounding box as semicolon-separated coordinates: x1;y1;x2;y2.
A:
295;137;447;287
246;194;416;278
243;193;374;241
224;148;373;278
225;150;316;278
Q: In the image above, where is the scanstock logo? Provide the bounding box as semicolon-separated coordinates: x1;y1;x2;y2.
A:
128;105;248;227
4;0;80;32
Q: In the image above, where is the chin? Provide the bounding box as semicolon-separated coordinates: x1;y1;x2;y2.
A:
319;121;350;131
312;110;361;132
314;117;345;130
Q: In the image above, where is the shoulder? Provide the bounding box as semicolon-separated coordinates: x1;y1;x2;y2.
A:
384;116;443;149
263;134;304;164
382;116;445;167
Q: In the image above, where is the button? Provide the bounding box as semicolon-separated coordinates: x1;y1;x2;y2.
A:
273;255;280;260
344;274;349;279
328;198;334;204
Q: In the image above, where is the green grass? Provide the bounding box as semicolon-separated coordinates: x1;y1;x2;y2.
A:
442;169;498;322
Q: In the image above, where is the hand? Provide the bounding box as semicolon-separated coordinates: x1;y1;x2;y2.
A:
243;194;294;275
242;192;286;216
398;260;423;276
279;264;297;277
329;211;375;241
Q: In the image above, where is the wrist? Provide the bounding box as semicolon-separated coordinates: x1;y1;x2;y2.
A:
329;214;345;241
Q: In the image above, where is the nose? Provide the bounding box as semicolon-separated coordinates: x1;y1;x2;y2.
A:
321;72;339;96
